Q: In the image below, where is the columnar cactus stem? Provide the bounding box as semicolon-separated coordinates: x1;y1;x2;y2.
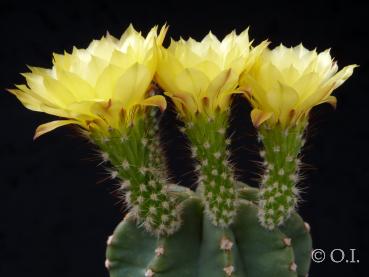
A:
257;121;307;230
91;109;181;236
107;188;313;277
184;112;238;227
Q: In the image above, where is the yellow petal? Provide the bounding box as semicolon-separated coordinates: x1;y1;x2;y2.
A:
66;101;99;118
141;95;167;112
22;73;65;107
156;29;259;118
175;68;210;96
95;64;125;99
79;54;108;85
217;89;245;112
244;40;269;71
250;108;272;127
164;92;187;116
240;43;357;127
319;95;337;109
207;69;237;101
156;51;184;93
9;24;165;135
325;64;358;91
156;24;169;46
194;61;221;80
258;62;285;91
42;74;76;105
300;65;356;112
7;89;43;112
206;69;239;111
165;91;197;114
9;86;70;118
54;66;95;100
34;120;79;140
109;49;139;70
239;74;269;107
277;83;299;126
293;72;321;101
113;63;152;109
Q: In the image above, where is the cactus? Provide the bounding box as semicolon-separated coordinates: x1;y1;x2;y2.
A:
100;111;313;277
100;104;314;277
106;185;312;277
90;108;182;236
183;112;238;227
256;122;307;230
7;23;356;277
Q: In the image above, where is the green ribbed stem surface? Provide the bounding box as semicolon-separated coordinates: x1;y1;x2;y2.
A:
184;112;237;227
106;185;312;277
257;122;307;230
91;109;180;236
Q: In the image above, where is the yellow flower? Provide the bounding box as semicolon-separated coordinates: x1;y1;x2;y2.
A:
8;25;168;139
240;44;357;128
156;29;268;119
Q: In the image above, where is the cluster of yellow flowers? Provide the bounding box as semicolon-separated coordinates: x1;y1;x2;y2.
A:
8;25;356;138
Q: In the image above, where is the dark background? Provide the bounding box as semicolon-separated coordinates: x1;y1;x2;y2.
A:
0;0;367;276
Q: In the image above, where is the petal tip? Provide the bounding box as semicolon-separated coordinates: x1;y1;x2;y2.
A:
251;108;272;128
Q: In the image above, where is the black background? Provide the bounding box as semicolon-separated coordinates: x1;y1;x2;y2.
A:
0;0;368;276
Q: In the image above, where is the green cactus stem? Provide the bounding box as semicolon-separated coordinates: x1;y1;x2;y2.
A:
106;196;203;277
198;218;245;277
106;185;312;277
183;111;238;227
90;108;181;236
256;121;307;230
